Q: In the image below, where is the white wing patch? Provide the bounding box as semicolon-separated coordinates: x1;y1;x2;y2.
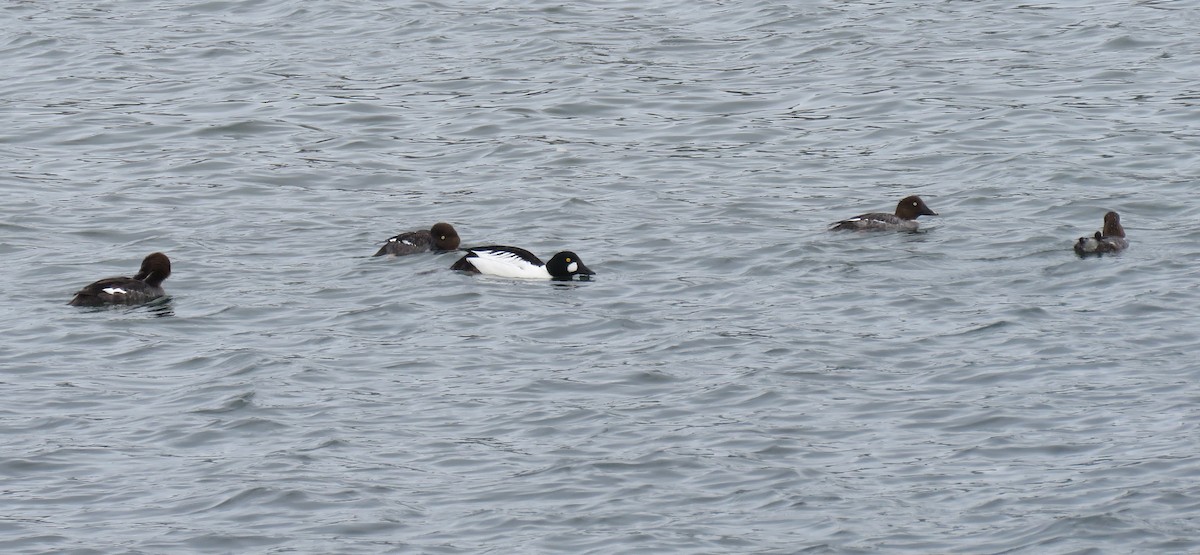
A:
468;250;552;279
102;287;127;296
387;235;418;246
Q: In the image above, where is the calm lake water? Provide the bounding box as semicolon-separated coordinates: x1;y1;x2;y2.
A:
3;1;1200;553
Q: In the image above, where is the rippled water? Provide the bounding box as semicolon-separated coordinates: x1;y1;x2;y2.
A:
4;0;1200;553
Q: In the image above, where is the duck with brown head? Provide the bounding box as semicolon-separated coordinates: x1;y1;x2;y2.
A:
374;222;460;256
830;195;939;232
1074;211;1128;255
69;252;171;306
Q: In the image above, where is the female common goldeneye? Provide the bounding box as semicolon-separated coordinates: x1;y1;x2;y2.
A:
450;246;594;280
830;195;938;232
1074;211;1128;255
373;222;460;256
69;252;171;306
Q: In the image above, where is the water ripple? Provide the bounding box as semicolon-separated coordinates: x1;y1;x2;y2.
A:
3;0;1200;553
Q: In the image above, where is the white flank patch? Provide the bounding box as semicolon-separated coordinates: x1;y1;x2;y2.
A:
468;250;552;279
402;239;414;246
102;287;127;296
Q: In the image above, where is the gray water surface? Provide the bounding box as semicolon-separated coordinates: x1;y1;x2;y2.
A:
3;1;1200;553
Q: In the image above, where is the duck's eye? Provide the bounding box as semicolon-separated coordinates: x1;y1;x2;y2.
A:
439;235;445;240
912;201;918;206
566;257;572;263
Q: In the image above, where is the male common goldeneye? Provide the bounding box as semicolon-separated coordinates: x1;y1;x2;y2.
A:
373;222;460;256
1074;211;1128;255
450;246;594;280
69;252;171;306
830;195;938;232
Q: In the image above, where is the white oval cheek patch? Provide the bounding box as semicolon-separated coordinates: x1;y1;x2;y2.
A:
567;262;578;273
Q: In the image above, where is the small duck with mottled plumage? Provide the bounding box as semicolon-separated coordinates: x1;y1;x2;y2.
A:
1074;211;1128;255
830;195;938;232
373;222;460;256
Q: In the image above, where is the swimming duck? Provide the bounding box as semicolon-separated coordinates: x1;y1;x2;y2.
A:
69;252;171;306
1074;211;1128;255
450;246;594;280
830;195;938;232
374;222;460;256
